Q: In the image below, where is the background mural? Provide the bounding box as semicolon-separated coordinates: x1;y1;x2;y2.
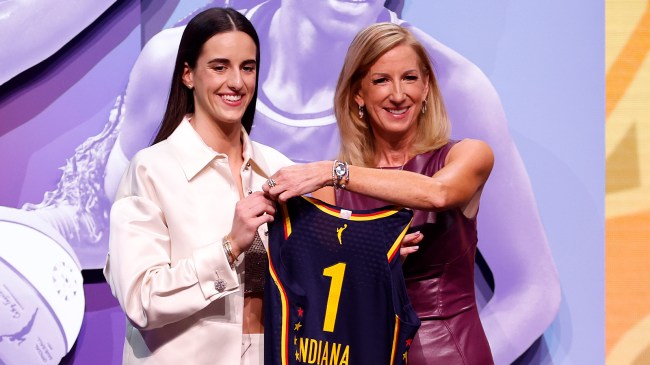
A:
606;0;650;364
0;0;605;364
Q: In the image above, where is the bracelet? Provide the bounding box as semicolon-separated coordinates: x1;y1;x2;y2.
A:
222;236;237;267
332;160;350;190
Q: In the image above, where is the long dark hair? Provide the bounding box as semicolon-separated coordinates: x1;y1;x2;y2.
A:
152;7;260;144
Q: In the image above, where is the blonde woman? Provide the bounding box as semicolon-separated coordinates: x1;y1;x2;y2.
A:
264;23;494;364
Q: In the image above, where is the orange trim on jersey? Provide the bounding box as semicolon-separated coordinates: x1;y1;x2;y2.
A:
281;203;292;240
390;315;401;364
268;252;290;365
303;196;401;221
387;220;412;262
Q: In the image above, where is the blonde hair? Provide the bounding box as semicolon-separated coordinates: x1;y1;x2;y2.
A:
334;22;450;167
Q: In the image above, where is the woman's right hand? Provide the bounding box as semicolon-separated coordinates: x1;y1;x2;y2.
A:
263;161;332;202
228;191;276;257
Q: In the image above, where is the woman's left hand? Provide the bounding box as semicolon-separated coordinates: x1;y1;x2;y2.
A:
263;161;331;202
400;231;423;262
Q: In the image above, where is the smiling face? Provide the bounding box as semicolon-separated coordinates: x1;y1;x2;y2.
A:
182;31;257;128
355;43;429;141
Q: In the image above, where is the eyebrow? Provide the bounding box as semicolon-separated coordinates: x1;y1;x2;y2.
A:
370;69;419;77
207;58;257;65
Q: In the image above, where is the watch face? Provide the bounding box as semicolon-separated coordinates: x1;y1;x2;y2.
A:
335;163;346;177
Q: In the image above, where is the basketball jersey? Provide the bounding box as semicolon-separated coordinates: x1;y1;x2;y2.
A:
264;196;420;365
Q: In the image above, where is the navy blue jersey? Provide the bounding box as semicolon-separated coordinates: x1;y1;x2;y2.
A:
265;196;420;365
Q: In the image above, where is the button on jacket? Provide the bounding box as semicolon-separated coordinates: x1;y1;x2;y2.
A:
104;117;293;364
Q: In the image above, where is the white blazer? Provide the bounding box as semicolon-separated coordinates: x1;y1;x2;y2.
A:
104;118;293;364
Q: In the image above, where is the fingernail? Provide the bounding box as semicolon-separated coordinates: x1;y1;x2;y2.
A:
413;246;419;251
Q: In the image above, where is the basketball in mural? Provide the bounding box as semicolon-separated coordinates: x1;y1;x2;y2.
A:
0;208;84;364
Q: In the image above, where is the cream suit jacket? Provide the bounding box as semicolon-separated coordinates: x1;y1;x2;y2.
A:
104;118;293;364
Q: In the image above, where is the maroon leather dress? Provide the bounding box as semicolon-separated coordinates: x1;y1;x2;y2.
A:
336;142;494;365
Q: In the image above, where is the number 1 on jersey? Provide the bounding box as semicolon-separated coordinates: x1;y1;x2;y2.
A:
322;262;346;332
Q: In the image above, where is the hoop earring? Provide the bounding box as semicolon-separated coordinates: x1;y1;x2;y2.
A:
358;105;364;119
422;100;428;114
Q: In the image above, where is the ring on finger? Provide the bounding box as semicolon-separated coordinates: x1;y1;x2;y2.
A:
267;178;277;188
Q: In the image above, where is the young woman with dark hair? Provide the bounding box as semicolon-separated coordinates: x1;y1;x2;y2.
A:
103;8;292;365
